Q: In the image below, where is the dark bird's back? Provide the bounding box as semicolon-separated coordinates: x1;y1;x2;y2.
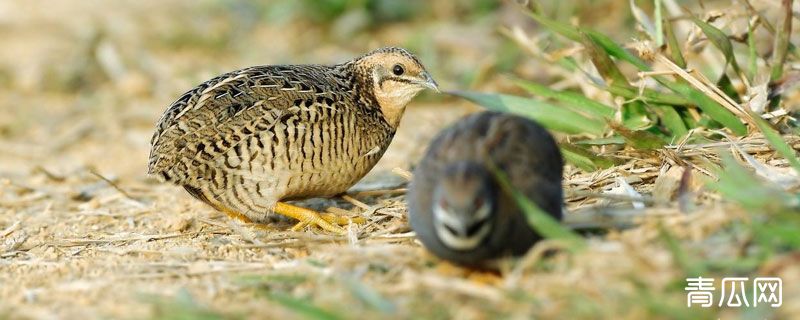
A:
408;111;564;266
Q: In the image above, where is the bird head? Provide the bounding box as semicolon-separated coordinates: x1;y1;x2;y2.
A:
354;47;438;127
431;161;496;251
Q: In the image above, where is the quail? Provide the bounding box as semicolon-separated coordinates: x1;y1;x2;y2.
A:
149;47;438;234
407;111;563;267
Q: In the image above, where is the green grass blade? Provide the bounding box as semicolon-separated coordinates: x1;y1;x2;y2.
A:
528;10;650;73
573;136;626;145
609;122;666;150
526;10;581;41
747;21;757;81
449;90;606;135
655;106;688;140
142;289;228;320
754;213;800;251
654;0;663;46
344;277;396;314
581;32;630;87
606;84;689;105
266;293;343;320
560;143;615;171
666;82;747;135
708;154;793;211
717;73;740;103
621;101;654;130
557;56;580;71
513;78;616;119
584;30;650;71
689;15;740;74
486;159;586;250
561;148;598;172
750;111;800;173
657;224;706;276
680;108;700;129
742;0;799;59
770;0;793;81
664;18;686;69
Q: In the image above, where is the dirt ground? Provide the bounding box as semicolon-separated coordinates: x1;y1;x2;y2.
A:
1;1;799;319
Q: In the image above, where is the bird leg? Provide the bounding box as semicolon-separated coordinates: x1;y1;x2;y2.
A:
274;202;364;234
206;198;363;234
218;206;254;223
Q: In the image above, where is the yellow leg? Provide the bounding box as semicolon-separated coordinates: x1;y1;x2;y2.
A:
218;206;254;223
208;199;364;234
275;202;350;234
216;205;277;231
320;213;367;225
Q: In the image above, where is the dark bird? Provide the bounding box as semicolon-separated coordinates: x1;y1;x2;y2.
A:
148;47;438;234
408;111;563;266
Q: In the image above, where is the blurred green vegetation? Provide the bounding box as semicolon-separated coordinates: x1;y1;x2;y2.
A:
452;1;799;319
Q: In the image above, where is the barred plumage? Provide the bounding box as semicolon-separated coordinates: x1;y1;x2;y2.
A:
149;47;437;232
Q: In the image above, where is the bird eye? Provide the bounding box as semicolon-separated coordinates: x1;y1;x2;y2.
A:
474;197;484;209
438;198;448;209
392;64;405;76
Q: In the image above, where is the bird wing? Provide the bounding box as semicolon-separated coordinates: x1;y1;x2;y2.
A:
148;64;351;183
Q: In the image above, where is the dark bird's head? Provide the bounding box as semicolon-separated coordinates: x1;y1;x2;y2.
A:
353;47;438;127
431;161;497;251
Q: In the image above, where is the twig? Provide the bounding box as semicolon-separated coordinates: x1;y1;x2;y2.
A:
565;190;654;204
1;221;21;238
368;231;416;240
656;54;756;128
236;240;307;249
89;169;144;204
52;232;193;247
341;195;370;210
391;167;413;181
196;217;231;229
114;265;267;280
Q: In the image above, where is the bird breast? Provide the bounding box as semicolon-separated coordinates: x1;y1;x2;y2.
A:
238;102;394;200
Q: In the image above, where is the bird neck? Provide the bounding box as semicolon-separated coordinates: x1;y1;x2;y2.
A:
373;93;408;128
340;61;404;129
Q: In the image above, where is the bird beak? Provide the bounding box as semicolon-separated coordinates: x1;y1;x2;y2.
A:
420;72;440;93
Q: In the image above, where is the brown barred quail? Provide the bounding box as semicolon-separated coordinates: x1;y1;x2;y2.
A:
408;111;563;267
149;47;438;234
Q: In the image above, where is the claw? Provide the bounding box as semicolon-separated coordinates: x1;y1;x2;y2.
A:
212;201;364;234
275;202;360;234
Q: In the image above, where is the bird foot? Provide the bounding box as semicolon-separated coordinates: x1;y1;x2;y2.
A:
275;202;364;234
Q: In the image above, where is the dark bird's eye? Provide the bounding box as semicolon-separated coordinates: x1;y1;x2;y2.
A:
438;198;448;210
392;64;405;76
474;197;484;209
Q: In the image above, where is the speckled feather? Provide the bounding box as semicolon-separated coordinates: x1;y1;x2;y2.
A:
148;48;421;222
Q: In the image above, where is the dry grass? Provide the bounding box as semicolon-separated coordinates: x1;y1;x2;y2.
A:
1;1;799;319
